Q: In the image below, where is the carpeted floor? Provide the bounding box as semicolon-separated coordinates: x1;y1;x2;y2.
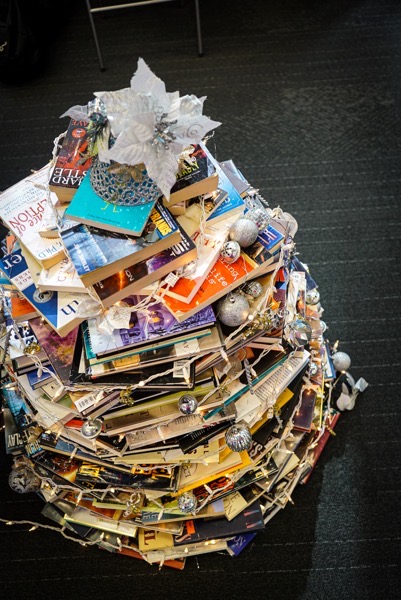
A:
1;1;400;598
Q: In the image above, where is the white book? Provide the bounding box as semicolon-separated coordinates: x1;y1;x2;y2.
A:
37;258;86;293
0;166;65;268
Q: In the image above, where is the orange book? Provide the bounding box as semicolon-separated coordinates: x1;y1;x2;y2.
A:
10;294;39;322
161;252;258;322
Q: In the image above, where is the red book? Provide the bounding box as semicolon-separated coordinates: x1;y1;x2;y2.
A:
302;412;341;483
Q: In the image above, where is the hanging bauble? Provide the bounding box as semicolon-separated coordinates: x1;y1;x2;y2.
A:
220;240;241;264
242;281;263;298
229;218;259;247
81;418;103;439
305;289;320;305
332;351;351;372
217;294;250;328
320;320;328;333
309;362;319;376
287;318;312;348
246;208;270;231
178;394;198;415
23;342;42;355
9;464;41;494
177;491;197;513
225;421;253;452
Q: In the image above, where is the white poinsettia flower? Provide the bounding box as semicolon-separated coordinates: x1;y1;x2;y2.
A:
93;58;221;198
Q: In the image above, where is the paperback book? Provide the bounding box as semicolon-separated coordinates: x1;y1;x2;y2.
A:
64;169;160;237
49;118;93;202
0;166;65;268
60;201;181;286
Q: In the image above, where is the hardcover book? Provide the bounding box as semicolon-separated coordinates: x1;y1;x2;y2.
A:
0;248;88;337
49;118;93;202
92;224;197;307
0;166;65;268
60;201;181;286
64;169;160;237
163;144;219;208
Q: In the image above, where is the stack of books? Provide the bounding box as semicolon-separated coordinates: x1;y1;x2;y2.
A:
0;80;358;571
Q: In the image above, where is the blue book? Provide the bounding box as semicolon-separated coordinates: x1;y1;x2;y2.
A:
227;533;258;556
2;385;43;458
0;248;88;337
27;364;56;390
64;169;160;236
204;149;246;224
60;201;181;286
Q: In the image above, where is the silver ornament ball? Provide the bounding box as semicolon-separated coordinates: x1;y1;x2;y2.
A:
217;294;250;328
178;394;198;415
225;421;253;452
242;281;263;298
229;218;259;248
288;318;312;348
306;289;320;305
9;465;41;494
81;418;103;439
245;208;270;231
309;362;319;376
220;240;241;264
332;351;351;372
177;491;197;513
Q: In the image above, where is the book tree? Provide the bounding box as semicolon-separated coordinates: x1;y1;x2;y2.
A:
0;58;368;569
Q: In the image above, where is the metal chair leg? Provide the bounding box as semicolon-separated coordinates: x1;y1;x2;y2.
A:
194;0;203;56
85;0;106;71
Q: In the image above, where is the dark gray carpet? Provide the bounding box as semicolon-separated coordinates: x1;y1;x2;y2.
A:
1;1;400;598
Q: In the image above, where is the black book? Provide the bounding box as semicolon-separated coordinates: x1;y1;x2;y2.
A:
177;410;236;454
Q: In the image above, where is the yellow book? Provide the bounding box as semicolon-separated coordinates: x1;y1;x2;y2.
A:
173;449;251;496
137;528;174;552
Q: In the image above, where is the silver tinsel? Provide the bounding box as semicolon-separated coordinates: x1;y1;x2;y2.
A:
217;294;250;327
178;394;198;415
229;217;259;248
225;421;253;452
220;240;241;264
177;491;197;513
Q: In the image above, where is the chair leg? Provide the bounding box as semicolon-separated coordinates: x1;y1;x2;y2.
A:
85;0;106;71
194;0;203;56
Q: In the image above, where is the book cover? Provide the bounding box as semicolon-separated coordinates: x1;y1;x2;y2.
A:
161;219;234;305
160;252;260;323
26;364;56;390
85;298;216;358
70;325;196;390
92;224;197;307
49;118;93;202
173;500;265;545
88;326;222;378
10;294;39;321
64;169;160;237
0;248;88;337
28;317;79;385
163;144;219;207
1;384;43;458
227;532;258;556
3;406;24;455
74;461;180;493
0;166;65;268
61;201;181;286
37;257;86;293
